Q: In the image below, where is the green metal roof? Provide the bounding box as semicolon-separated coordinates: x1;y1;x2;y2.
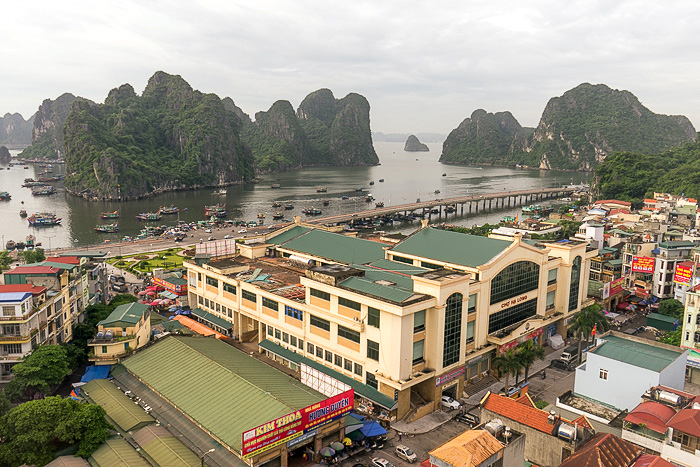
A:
89;437;150;466
338;276;425;304
368;259;428;275
82;379;154;433
591;335;683;372
390;227;511;268
122;336;324;452
190;307;233;330
23;261;79;270
646;313;680;324
267;225;312;245
164;276;188;286
98;302;149;327
278;229;387;265
605;259;624;266
259;339;397;410
354;264;416;290
46;456;90;467
132;425;200;467
658;240;695;249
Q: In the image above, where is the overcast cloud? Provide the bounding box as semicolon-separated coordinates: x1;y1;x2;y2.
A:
3;0;700;134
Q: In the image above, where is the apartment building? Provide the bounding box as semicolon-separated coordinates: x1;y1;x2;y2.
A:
88;302;151;365
681;285;700;384
185;223;594;420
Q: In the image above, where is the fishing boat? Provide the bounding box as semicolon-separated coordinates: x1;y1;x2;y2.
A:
158;205;179;215
355;186;364;192
369;180;374;185
22;180;43;187
212;188;227;195
31;185;56;196
270;183;281;189
378;179;384;182
434;189;441;194
95;222;119;233
257;213;266;219
27;212;62;226
19;209;27;217
25;235;35;248
15;241;25;250
100;210;119;219
272;201;282;208
522;204;552;216
316;187;327;193
322;200;330;206
500;215;518;225
204;203;226;217
284;203;294;210
302;207;322;215
341;195;349;200
5;240;16;250
136;212;162;221
442;173;447;177
375;201;384;208
0;191;11;200
365;194;374;202
272;212;284;220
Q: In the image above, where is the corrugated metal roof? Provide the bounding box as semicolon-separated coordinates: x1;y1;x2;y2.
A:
390;227;511;268
278;230;387;265
354;264;417;289
0;292;32;303
89;437;151;466
98;302;149;327
24;261;78;270
81;379;154;433
132;425;201;467
429;430;503;467
45;456;90;467
658;240;695;249
591;335;683;372
122;336;324;452
338;276;423;304
267;225;312;245
190;307;233;330
4;265;60;274
367;259;429;275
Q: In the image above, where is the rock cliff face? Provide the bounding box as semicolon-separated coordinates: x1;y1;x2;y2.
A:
0;145;11;162
0;113;34;146
62;71;255;200
440;84;697;171
20;93;92;159
404;135;429;152
440;110;534;165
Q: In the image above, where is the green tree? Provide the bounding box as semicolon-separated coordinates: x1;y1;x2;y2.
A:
568;304;611;362
0;250;13;271
492;348;522;391
8;345;72;399
657;299;684;319
659;330;681;346
20;247;46;264
0;396;112;466
0;389;10;417
517;340;547;382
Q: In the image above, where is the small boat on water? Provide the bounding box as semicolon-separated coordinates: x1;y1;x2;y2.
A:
434;189;441;194
272;201;282;208
378;179;384;182
204;203;226;217
15;241;26;250
316;187;327;193
271;184;281;189
19;209;27;217
442;173;447;177
375;201;384;208
28;212;62;226
213;188;227;195
369;181;374;185
341;195;349;200
159;205;179;215
0;191;11;200
500;215;517;225
100;210;119;219
284;203;294;210
25;235;35;248
257;213;266;219
272;212;284;220
95;222;119;233
6;240;16;250
322;200;330;206
302;207;322;215
365;194;374;202
355;186;364;192
31;185;56;196
136;212;162;221
522;204;552;216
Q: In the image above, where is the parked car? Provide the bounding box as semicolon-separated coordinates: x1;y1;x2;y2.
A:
109;274;125;284
372;458;394;467
440;395;460;410
238;228;247;233
395;446;416;463
550;359;575;371
224;234;233;239
455;412;480;426
204;228;212;233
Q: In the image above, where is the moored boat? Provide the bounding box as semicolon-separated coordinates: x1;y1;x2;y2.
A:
27;212;62;226
302;207;322;215
6;240;16;250
19;209;27;217
323;200;330;206
379;178;384;182
375;201;384;208
159;205;179;215
522;204;553;216
284;203;294;210
272;212;284;220
272;201;282;208
100;210;119;219
316;187;327;193
271;183;281;189
0;191;11;200
136;212;162;221
25;235;36;248
31;185;56;196
95;222;119;233
204;203;226;217
213;188;227;195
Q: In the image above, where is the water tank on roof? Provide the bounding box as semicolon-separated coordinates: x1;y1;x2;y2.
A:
96;331;105;339
558;423;576;440
693;402;700;410
105;330;114;339
484;419;504;436
658;390;681;406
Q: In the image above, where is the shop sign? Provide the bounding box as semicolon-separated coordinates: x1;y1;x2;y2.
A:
499;293;530;309
242;389;354;459
684;348;700;369
287;429;317;449
609;277;624;296
674;264;693;285
499;327;544;353
631;256;655;273
435;366;465;387
152;276;187;294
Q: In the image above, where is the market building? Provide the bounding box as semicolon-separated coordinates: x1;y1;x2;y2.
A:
184;222;594;420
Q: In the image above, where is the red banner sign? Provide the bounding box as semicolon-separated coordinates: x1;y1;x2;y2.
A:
499;327;544;353
152;276;187;295
241;389;353;459
632;256;655;273
674;264;693;285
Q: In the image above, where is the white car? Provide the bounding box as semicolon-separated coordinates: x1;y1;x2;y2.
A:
395;446;416;463
204;228;212;233
238;228;247;233
372;458;394;467
441;395;460;410
224;234;233;239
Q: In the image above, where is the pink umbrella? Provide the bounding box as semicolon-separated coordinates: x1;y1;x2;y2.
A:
137;291;147;296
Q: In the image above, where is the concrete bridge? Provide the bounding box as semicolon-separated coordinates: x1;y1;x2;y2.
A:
307;187;577;225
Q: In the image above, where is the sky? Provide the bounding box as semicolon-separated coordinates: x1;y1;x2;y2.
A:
3;0;700;134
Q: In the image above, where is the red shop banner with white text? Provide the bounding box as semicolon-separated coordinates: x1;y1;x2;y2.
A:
242;389;354;459
631;256;655;273
674;263;693;285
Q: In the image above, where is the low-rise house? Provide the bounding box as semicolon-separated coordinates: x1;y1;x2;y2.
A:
559;432;675;467
428;428;524;467
88;302;151;365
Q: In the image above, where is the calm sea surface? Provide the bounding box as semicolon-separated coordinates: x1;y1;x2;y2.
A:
0;143;591;249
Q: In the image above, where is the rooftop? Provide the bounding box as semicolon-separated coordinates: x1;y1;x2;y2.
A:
88;437;150;467
266;225;312;245
481;391;586;434
81;378;155;433
132;425;201;467
190;307;233;330
590;334;684;372
558;433;641;467
98;302;149;327
667;408;700;438
0;283;47;295
657;240;695;249
4;265;61;275
623;401;676;434
429;430;503;467
390;227;511;268
593;199;632;207
277;229;388;265
0;291;32;303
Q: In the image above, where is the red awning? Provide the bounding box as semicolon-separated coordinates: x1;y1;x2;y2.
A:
617;302;629;309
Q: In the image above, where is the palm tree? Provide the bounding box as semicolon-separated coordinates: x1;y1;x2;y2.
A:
568;304;611;362
492;348;521;392
517;340;547;382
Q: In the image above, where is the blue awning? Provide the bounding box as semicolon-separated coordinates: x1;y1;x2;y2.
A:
360;420;387;437
81;365;111;382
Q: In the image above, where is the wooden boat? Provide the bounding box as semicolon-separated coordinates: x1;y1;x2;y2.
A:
25;235;36;248
19;209;27;217
212;188;227;195
302;207;322;215
322;200;330;206
204;204;226;217
270;184;281;189
272;212;284;220
369;181;374;185
100;210;119;219
378;179;384;182
158;205;179;215
375;201;384;208
28;212;62;226
31;185;56;196
5;240;16;250
316;187;327;193
136;212;162;221
272;201;282;208
284;203;294;210
95;222;119;233
0;191;11;200
522;205;552;216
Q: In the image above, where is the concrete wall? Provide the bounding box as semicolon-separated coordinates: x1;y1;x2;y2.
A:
658;349;689;391
502;432;526;467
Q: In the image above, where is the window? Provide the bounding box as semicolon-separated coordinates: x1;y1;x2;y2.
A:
344;358;353;371
367;307;380;328
569;256;582;311
310;315;330;332
414;310;425;333
468;294;477;315
392;255;413;264
290;336;297;347
310;288;330;301
316;346;323;358
298;339;304;349
267;326;273;336
325;350;333;363
2;306;14;316
205;276;219;288
274;329;281;340
198;272;202;282
282;332;289;343
546;290;556;309
101;346;107;354
215;303;220;312
189;273;197;287
3;324;20;336
599;369;608;380
223;283;237;294
204;298;211;309
335;354;343;367
307;342;314;354
354;362;363;376
367;340;379;361
488;298;538;334
548;268;558;285
242;290;257;303
490;261;540;305
421;261;441;269
338;297;361;311
338;325;360;343
285;305;303;320
198;295;203;305
412;340;424;365
466;321;475;344
262;297;279;311
366;372;378;389
124;342;130;351
443;293;463;367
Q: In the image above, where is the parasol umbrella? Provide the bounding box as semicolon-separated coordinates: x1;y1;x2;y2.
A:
168;305;179;311
137;291;147;296
318;447;335;457
342;437;352;446
330;442;345;452
151;299;162;305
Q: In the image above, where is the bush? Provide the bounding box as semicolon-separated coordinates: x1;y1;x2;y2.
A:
534;399;549;410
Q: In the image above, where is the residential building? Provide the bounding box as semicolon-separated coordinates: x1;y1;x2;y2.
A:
558;432;675;467
681;285;700;383
88;302;151;365
185;223;594;420
428;428;525;467
573;332;688;412
652;241;695;299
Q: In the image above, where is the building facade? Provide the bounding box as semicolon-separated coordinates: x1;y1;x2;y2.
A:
88;302;151;365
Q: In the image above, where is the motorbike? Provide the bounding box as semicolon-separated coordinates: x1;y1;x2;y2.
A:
541;369;547;379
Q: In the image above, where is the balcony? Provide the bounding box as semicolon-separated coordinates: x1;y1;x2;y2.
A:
88;334;136;345
0;334;30;343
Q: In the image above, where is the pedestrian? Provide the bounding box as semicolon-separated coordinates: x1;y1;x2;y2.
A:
398;433;402;442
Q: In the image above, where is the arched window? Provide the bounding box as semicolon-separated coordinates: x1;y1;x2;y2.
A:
443;293;463;367
568;256;582;311
490;261;540;305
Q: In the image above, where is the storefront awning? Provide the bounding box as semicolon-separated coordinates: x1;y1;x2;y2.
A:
159;291;178;300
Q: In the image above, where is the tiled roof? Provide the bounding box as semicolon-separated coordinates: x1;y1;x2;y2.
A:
623;401;676;434
0;284;47;295
632;454;675;467
482;392;558;434
4;265;60;274
667;408;700;438
46;256;80;264
590;335;683;372
429;430;503;467
558;433;641;467
594;199;632;207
